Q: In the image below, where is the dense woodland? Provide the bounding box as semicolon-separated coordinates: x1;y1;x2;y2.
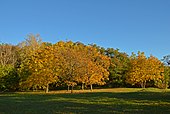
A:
0;34;170;92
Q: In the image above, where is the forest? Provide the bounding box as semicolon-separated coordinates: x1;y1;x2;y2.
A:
0;34;170;93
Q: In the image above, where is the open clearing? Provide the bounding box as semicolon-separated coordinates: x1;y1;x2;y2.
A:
0;88;170;114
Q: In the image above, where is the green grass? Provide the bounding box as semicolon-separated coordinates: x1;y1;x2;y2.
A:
0;88;170;114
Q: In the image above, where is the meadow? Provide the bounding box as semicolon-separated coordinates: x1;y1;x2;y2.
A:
0;88;170;114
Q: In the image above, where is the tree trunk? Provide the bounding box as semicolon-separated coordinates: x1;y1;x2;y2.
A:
90;84;93;91
141;81;146;88
140;82;144;88
82;83;84;90
143;81;146;88
45;84;49;93
71;86;74;93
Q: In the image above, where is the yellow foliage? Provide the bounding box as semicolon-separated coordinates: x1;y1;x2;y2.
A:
126;52;164;88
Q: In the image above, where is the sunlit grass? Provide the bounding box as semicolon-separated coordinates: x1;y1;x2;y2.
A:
0;88;170;114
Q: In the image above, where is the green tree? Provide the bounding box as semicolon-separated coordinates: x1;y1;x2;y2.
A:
0;65;19;91
161;55;170;89
105;48;130;87
0;43;19;91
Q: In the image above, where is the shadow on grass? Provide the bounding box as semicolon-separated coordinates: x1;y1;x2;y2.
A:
0;91;170;114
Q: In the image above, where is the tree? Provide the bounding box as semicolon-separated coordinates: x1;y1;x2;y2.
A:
0;43;19;91
77;45;110;91
126;52;164;88
162;55;170;65
0;43;17;66
163;66;170;89
0;65;19;91
54;41;110;92
54;41;86;93
105;48;130;87
161;55;170;89
23;44;60;92
17;34;42;90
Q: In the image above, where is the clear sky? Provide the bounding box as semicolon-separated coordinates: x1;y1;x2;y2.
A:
0;0;170;59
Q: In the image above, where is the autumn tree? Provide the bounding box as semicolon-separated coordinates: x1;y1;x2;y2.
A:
126;52;164;88
0;43;17;66
54;41;110;92
23;43;60;92
76;44;110;91
54;41;86;93
17;34;42;90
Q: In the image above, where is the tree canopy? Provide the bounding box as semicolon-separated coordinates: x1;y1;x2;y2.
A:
0;34;169;92
126;52;164;88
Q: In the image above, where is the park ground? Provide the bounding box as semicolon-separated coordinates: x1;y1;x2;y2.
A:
0;88;170;114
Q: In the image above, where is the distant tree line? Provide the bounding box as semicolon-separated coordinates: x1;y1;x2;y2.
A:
0;34;169;92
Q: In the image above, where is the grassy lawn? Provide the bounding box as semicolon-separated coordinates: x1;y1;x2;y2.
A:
0;88;170;114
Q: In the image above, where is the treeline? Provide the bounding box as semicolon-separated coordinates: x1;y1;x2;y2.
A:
0;34;170;92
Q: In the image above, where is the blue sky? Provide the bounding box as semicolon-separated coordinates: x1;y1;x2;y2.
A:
0;0;170;59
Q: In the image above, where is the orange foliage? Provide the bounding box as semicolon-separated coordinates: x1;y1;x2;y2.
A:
126;52;164;88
